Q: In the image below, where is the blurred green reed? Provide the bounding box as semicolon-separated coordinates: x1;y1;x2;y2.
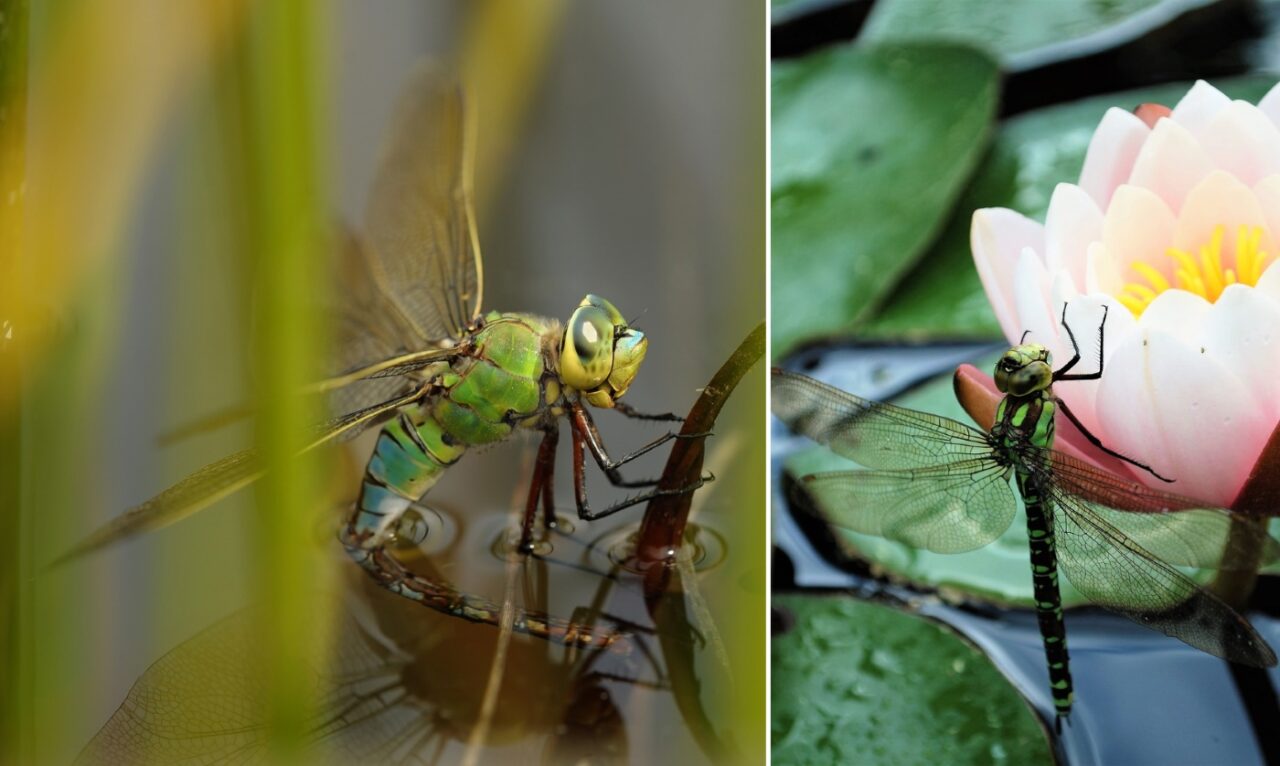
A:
1;2;29;763
237;2;334;761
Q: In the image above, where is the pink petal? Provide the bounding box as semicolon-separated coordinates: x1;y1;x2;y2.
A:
1127;118;1215;213
1096;327;1264;505
1170;80;1232;139
1171;171;1274;261
1198;101;1280;185
1078;108;1151;208
1084;241;1124;295
971;208;1044;343
1102;184;1178;284
1012;247;1057;349
1044;183;1102;289
1257;82;1280;130
1134;103;1172;128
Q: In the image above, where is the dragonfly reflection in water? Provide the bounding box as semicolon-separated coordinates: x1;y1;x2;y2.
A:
74;507;667;764
60;64;706;648
773;307;1278;725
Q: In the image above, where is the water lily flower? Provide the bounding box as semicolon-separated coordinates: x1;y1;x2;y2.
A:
967;80;1280;507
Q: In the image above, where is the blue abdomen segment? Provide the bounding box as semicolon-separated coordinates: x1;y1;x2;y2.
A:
350;413;464;546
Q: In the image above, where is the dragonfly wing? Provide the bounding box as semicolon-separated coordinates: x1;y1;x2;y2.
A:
794;458;1017;554
1048;451;1280;569
1049;483;1277;667
363;63;482;344
56;388;424;564
772;369;993;469
74;608;434;765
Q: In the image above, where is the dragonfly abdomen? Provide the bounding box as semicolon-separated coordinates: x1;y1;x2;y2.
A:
1018;467;1075;718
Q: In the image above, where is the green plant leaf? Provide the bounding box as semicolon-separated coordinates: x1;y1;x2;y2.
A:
860;75;1279;341
772;595;1052;766
862;0;1172;68
771;42;998;359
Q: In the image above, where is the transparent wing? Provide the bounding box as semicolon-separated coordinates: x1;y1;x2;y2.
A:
158;225;456;446
1048;451;1280;570
55;388;424;564
794;458;1017;554
73;609;442;765
362;63;483;344
1046;477;1277;667
772;369;993;469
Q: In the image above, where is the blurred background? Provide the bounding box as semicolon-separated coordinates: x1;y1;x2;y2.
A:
770;0;1280;764
1;1;764;764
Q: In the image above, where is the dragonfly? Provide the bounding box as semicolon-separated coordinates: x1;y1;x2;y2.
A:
772;305;1279;724
58;64;703;649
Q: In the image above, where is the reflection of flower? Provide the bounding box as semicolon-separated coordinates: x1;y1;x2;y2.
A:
970;81;1280;506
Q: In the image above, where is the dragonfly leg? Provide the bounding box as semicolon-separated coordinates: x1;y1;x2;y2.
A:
1054;396;1173;482
569;408;711;522
338;529;632;652
612;400;684;423
518;425;561;552
570;403;709;489
1054;302;1108;381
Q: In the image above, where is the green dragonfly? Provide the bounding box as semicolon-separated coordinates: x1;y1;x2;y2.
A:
59;64;701;649
772;306;1278;723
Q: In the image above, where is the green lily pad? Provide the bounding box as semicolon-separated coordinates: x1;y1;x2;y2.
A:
860;75;1280;341
861;0;1174;69
772;595;1052;766
771;43;998;359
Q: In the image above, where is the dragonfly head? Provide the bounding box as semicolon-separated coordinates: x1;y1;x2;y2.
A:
559;295;648;408
994;343;1053;397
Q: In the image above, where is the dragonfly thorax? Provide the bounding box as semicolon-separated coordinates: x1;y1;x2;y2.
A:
994;343;1054;397
558;294;647;409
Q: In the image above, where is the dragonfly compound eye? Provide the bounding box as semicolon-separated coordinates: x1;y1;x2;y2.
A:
560;295;647;408
994;346;1052;396
561;304;615;392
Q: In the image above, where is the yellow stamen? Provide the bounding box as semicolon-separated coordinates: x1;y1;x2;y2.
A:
1118;224;1272;317
1130;262;1170;292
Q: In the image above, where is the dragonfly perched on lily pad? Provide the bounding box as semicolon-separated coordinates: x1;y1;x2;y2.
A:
772;306;1278;724
58;64;702;648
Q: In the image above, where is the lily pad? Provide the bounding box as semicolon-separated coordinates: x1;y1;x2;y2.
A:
860;75;1279;340
861;0;1206;71
772;594;1052;766
771;43;998;359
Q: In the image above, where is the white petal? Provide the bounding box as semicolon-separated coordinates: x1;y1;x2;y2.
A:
1127;118;1215;213
1203;284;1280;422
1256;81;1280;129
1102;184;1178;284
1044;183;1102;289
1171;171;1275;263
1170;80;1232;139
1138;289;1209;343
1253;175;1280;246
1255;260;1280;304
1198;101;1280;185
1078;108;1151;208
972;208;1044;343
1096;328;1264;505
